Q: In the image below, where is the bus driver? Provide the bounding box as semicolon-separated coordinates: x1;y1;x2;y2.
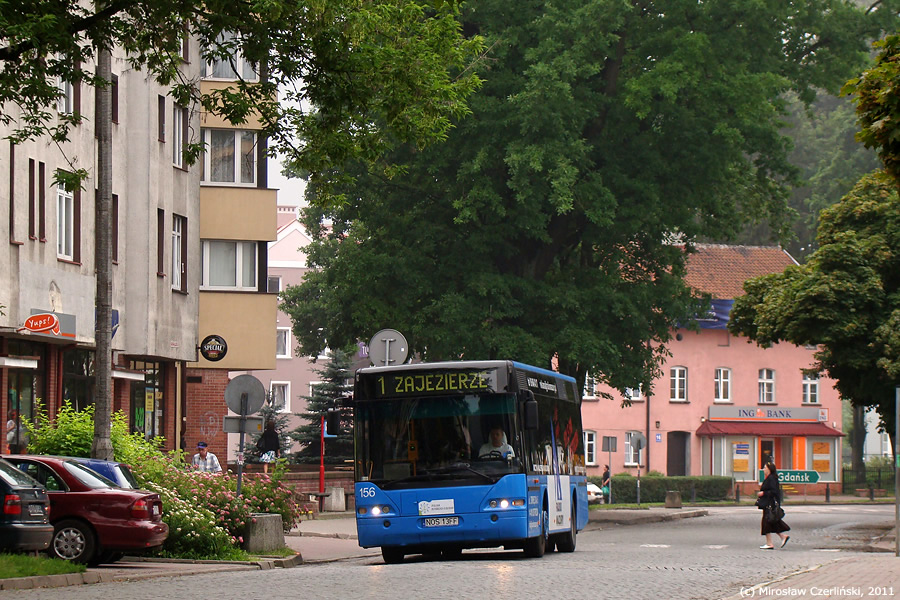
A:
478;426;515;458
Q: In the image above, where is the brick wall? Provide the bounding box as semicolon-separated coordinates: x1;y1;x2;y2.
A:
185;368;230;461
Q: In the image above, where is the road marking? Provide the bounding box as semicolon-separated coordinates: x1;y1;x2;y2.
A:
704;545;728;549
640;544;671;548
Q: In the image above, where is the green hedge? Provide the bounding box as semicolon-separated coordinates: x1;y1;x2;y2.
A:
588;475;732;503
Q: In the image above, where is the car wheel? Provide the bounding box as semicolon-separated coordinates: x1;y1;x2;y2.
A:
50;519;96;564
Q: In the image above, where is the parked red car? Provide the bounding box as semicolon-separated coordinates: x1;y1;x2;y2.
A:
2;455;168;564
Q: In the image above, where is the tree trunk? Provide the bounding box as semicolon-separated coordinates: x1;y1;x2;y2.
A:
92;45;114;461
851;403;867;480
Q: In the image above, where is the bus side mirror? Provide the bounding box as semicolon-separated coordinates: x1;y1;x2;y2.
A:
326;409;341;436
519;390;538;430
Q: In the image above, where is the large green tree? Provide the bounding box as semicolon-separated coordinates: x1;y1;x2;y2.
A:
281;1;899;396
728;171;900;446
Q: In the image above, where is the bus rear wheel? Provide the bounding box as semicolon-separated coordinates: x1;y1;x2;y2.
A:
523;507;548;558
381;546;404;564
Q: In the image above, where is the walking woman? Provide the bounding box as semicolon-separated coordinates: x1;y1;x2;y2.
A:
757;461;790;549
258;419;281;474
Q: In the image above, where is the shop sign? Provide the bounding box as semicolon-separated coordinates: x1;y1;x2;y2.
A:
200;334;228;362
708;405;827;423
18;310;76;339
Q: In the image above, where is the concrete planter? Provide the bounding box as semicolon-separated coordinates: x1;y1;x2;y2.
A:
243;513;285;553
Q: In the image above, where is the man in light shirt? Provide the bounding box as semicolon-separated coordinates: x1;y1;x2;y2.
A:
192;441;222;473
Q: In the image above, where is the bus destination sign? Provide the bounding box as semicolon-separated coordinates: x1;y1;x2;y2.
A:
374;370;497;398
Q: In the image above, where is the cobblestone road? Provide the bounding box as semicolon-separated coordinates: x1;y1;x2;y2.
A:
3;505;895;600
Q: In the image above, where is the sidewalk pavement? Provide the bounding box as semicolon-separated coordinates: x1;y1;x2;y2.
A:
1;500;896;592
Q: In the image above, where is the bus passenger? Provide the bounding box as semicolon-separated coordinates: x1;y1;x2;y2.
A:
478;427;515;458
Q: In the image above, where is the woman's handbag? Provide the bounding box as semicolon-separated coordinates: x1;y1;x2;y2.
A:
765;503;785;523
755;496;768;509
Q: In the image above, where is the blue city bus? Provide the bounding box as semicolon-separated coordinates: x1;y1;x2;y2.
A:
349;360;588;563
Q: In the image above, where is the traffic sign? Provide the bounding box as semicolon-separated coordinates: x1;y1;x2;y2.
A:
757;469;820;484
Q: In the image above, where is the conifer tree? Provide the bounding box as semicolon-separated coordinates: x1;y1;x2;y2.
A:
290;349;353;464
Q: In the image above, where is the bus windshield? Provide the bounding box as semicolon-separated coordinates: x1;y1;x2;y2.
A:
356;393;522;489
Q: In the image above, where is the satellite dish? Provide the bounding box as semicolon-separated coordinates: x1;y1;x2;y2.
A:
367;329;409;366
224;374;266;415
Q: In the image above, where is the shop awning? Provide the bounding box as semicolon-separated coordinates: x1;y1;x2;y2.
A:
696;421;844;437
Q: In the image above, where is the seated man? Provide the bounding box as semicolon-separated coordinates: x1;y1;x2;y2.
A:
478;426;515;458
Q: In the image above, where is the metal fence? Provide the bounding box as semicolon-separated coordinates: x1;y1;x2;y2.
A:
840;467;897;494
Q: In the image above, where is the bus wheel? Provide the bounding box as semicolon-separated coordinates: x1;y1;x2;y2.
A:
381;547;404;564
523;507;548;558
555;501;577;552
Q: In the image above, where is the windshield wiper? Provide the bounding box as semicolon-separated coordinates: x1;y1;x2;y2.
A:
379;472;437;489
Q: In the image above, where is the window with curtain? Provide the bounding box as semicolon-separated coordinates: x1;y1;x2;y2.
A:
201;240;256;290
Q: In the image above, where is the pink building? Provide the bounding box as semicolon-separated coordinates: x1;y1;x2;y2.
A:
581;245;843;495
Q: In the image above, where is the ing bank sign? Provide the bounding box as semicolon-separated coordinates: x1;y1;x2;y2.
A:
709;405;828;423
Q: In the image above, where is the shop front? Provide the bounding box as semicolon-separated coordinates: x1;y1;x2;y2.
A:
697;405;844;495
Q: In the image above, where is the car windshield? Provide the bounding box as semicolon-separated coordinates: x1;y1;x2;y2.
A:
116;464;138;488
62;461;116;489
0;459;42;488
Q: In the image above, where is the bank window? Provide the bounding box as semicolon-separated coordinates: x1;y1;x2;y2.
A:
714;368;731;403
758;369;776;404
276;328;291;359
270;382;290;413
625;385;643;402
625;431;643;466
201;128;256;185
802;374;819;404
584;430;597;466
669;366;688;402
200;240;257;290
583;373;597;400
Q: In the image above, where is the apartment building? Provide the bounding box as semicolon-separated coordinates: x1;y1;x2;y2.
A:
582;245;843;494
1;37;277;461
1;45;200;447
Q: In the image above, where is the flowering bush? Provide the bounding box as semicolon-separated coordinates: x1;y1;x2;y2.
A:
26;402;302;559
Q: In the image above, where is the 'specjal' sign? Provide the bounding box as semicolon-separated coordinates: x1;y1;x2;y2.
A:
199;334;228;362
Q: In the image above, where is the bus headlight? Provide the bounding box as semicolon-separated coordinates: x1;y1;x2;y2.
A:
371;506;382;516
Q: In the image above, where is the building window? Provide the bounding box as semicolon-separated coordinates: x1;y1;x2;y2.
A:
173;105;187;168
158;95;166;141
625;385;643;402
583;373;597;400
714;368;731;403
584;430;597;466
267;276;281;293
57;77;74;114
111;194;119;262
270;382;290;413
8;141;15;242
157;208;165;275
625;431;643;466
200;240;257;290
669;367;688;402
758;369;776;404
276;328;291;359
56;183;74;259
201;32;258;81
802;374;819;405
110;74;118;123
201;128;257;185
172;214;187;292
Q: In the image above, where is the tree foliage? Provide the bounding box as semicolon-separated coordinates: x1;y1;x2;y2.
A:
290;349;354;464
728;171;900;439
0;0;483;192
281;1;899;396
